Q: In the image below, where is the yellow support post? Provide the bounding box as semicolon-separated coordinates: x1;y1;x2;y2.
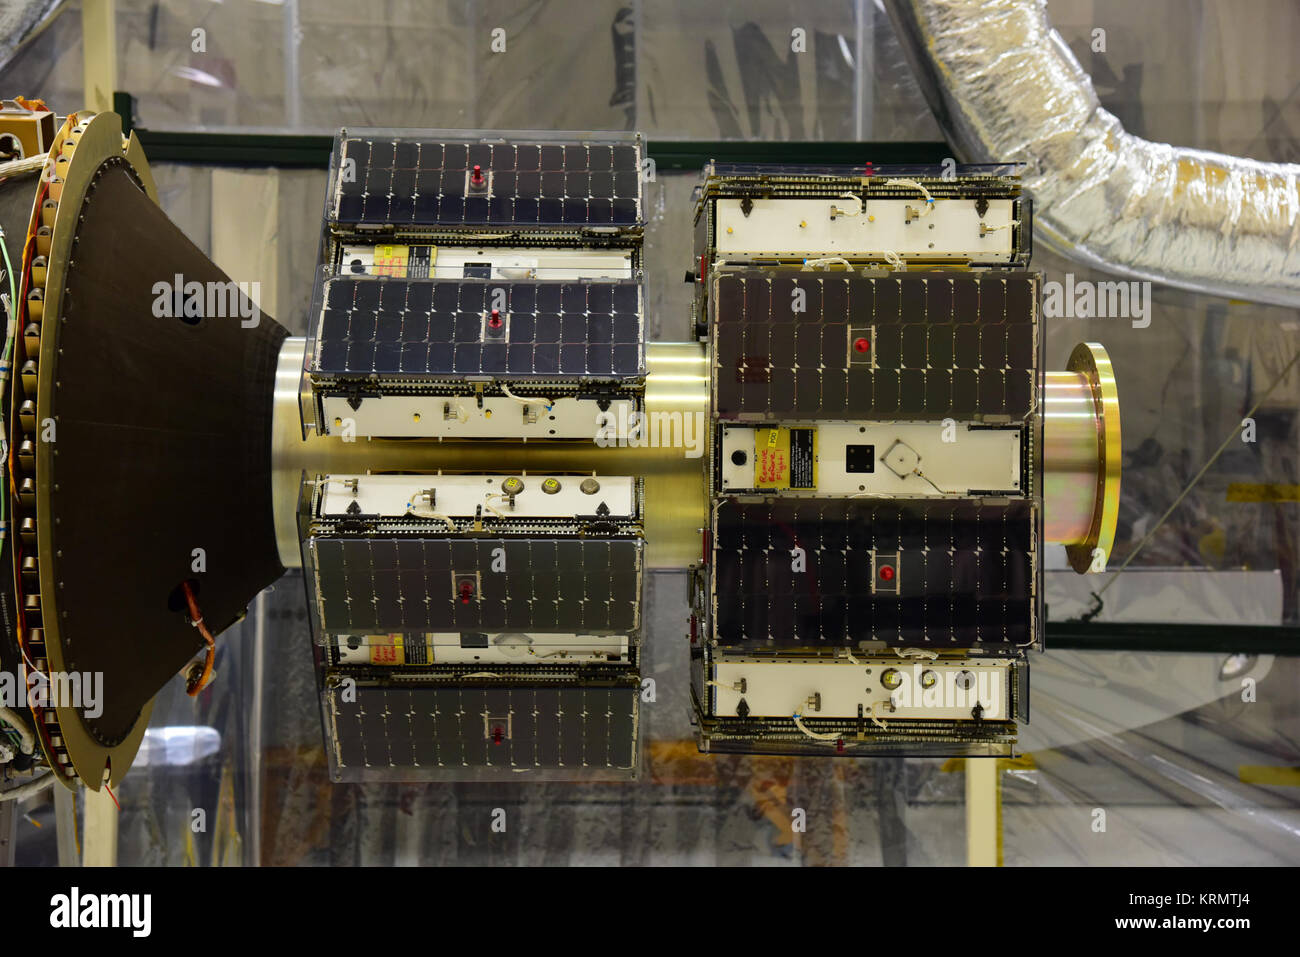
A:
81;0;117;113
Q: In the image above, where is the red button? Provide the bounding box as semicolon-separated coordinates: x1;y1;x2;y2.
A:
488;309;502;328
879;565;895;581
853;337;870;353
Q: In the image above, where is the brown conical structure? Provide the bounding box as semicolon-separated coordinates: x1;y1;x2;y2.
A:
10;111;287;788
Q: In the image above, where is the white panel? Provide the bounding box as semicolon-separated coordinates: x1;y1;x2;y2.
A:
319;473;635;519
339;244;632;280
711;658;1010;720
336;632;629;665
719;422;1021;495
714;197;1016;262
431;247;633;280
321;394;630;439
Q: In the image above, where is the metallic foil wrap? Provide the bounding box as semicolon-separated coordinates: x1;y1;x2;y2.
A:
886;0;1300;307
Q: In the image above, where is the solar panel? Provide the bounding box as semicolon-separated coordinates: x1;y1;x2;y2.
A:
312;277;644;380
712;498;1034;648
332;134;644;229
711;271;1037;420
311;536;642;633
327;684;639;771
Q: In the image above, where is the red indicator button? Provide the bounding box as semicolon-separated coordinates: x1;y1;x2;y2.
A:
879;564;895;582
471;164;485;186
853;337;870;354
460;581;474;604
488;308;503;329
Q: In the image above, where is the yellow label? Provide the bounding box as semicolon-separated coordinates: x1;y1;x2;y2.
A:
373;245;409;277
368;633;404;665
755;428;791;488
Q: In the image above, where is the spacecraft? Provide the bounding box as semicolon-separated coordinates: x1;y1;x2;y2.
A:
0;113;1120;790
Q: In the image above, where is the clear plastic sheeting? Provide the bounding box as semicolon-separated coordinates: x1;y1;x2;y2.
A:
2;2;1299;867
0;0;62;77
885;0;1300;307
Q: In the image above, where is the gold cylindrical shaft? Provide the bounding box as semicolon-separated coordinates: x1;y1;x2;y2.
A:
1043;370;1100;545
272;338;710;569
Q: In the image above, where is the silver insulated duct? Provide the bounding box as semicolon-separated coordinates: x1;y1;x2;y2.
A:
885;0;1300;307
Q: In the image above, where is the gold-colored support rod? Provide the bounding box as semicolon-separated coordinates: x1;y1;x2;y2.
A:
271;339;710;570
274;338;1120;575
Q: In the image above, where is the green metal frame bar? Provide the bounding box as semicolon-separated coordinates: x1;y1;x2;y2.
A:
113;92;951;170
1046;622;1300;655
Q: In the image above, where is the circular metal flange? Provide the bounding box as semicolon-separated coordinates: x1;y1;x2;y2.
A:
27;111;158;790
1062;341;1121;574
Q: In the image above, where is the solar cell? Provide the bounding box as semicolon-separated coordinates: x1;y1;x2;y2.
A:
332;135;643;228
311;536;643;633
711;272;1037;420
313;277;644;380
711;498;1033;648
329;685;638;770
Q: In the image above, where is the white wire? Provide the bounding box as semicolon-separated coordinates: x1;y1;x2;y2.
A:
803;256;853;271
0;771;54;802
980;219;1019;233
882;250;906;270
912;468;950;495
500;383;553;410
792;713;842;741
0;152;50;178
406;505;456;532
883;177;935;215
829;192;863;217
870;701;890;730
895;647;939;660
0;706;35;754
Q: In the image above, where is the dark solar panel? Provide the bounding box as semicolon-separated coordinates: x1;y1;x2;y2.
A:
711;498;1033;648
311;536;642;633
711;271;1037;420
332;136;643;228
313;277;644;380
329;684;638;770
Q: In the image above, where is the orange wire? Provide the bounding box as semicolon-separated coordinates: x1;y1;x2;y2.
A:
181;581;216;697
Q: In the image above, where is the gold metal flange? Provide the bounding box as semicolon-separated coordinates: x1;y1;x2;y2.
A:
1060;341;1121;574
25;110;158;790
